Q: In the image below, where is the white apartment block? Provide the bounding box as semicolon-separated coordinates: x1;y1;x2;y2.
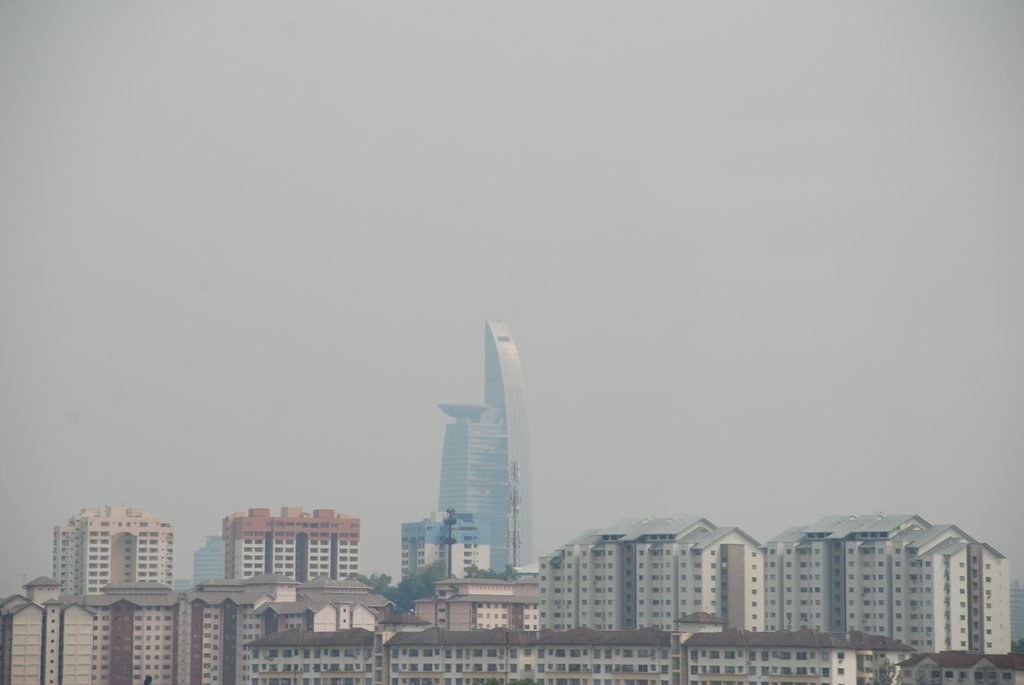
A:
414;579;539;631
683;628;913;685
53;506;175;595
762;514;1011;653
540;518;764;632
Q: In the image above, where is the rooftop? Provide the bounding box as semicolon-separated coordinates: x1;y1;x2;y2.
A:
685;628;912;652
247;628;375;648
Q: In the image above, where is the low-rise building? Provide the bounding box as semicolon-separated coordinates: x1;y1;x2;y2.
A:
898;653;1024;685
248;628;377;685
241;623;914;685
414;578;539;631
684;628;913;685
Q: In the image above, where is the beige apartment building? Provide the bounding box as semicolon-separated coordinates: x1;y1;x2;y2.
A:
0;577;92;685
414;578;539;631
684;627;913;685
53;506;175;595
246;623;914;685
762;514;1011;653
248;626;674;685
0;573;393;685
540;517;764;632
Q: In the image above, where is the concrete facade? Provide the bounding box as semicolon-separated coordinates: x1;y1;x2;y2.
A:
540;517;764;632
763;514;1011;653
414;579;539;631
53;506;175;595
223;507;361;582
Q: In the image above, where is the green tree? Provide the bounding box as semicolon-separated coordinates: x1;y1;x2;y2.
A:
392;562;447;611
873;658;901;685
353;572;393;596
465;564;519;581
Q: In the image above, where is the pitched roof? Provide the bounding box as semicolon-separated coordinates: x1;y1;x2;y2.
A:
685;628;911;651
536;627;671;647
379;612;430;626
244;573;299;585
299;577;372;591
100;581;173;593
843;631;915;652
24;576;60;588
247;628;375;648
677;611;727;625
685;526;761;549
899;653;1024;670
386;627;535;647
444;594;538;605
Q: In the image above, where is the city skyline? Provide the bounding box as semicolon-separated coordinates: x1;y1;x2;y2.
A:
2;3;1022;599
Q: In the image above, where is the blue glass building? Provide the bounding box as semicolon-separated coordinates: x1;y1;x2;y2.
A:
437;320;533;570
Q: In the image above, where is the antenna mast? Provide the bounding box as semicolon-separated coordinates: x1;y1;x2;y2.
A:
508;461;521;569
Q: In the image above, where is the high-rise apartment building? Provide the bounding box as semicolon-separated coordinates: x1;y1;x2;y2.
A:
53;506;175;595
763;514;1011;653
223;507;360;582
193;535;224;586
539;517;764;632
401;511;491;579
438;320;533;570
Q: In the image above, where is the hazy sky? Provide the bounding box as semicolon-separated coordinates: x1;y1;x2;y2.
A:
2;3;1022;596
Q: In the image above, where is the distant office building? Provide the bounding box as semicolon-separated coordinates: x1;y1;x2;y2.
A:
401;511;490;579
52;506;175;595
193;534;224;585
223;507;361;581
540;516;764;632
763;514;1011;653
1011;579;1023;643
438;320;533;571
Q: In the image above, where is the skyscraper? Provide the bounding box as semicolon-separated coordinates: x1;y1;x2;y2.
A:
193;534;224;585
438;320;533;570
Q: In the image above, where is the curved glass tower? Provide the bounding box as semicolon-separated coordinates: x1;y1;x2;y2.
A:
438;320;533;570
